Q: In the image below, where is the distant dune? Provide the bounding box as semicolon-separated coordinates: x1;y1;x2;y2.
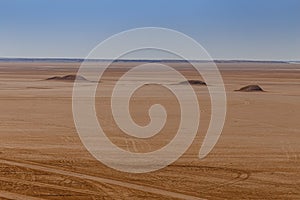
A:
46;75;88;81
235;85;265;92
179;80;207;85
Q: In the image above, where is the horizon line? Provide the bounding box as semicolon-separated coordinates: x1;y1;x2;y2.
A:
0;57;299;63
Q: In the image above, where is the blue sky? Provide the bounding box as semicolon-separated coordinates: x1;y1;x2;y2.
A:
0;0;299;60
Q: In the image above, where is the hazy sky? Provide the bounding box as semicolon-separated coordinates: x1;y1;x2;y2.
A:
0;0;299;60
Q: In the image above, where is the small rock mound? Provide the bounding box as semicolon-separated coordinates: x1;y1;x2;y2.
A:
235;85;264;92
46;75;88;81
180;80;207;85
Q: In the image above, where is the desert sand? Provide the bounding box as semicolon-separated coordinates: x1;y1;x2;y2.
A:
0;61;299;199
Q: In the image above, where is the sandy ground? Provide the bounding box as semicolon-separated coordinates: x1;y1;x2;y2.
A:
0;61;299;199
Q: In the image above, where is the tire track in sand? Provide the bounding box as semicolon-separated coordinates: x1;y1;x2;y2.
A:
0;159;205;200
0;190;46;200
0;176;105;196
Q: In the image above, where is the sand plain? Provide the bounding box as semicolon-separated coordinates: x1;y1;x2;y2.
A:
0;61;299;199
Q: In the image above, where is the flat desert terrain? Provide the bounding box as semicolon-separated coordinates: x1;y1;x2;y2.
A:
0;61;299;199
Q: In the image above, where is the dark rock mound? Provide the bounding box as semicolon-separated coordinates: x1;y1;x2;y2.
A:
144;83;161;86
235;85;264;92
46;76;62;80
46;75;88;81
180;80;206;85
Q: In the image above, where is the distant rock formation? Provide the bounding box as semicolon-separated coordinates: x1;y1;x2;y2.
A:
235;85;264;92
180;80;207;85
46;75;88;81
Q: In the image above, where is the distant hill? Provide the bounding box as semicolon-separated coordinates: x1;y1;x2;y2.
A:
45;75;88;82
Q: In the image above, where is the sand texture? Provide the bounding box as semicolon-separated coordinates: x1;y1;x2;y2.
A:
0;61;299;199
